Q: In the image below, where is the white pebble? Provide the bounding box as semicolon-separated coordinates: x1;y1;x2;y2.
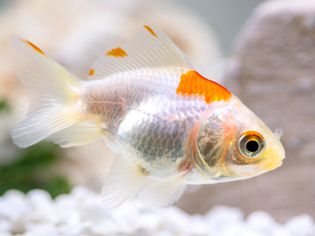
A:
247;211;280;234
0;187;313;236
0;190;30;222
284;215;315;236
25;223;58;236
27;190;56;223
0;219;11;232
206;206;244;232
0;231;11;236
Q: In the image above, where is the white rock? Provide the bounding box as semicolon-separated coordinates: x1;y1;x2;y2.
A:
0;219;11;233
79;200;110;223
155;231;174;236
0;190;30;222
0;231;11;236
184;215;209;235
218;223;262;236
284;215;315;236
206;206;244;232
27;190;56;224
25;223;58;236
137;213;161;232
54;194;80;224
247;211;280;234
58;222;92;236
0;187;314;235
158;207;190;232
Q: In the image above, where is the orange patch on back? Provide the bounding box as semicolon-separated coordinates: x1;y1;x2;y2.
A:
105;47;127;57
144;25;157;37
22;39;45;55
88;68;95;76
176;70;231;103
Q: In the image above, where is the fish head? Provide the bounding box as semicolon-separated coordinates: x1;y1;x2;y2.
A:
194;96;285;182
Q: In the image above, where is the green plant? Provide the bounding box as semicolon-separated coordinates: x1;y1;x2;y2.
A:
0;99;10;113
0;141;72;197
0;98;72;197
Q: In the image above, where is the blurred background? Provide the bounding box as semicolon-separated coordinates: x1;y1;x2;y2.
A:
0;0;314;228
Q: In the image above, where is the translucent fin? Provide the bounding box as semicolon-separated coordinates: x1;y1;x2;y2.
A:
11;36;80;111
88;25;192;79
138;175;186;207
101;157;146;208
101;155;186;207
10;36;91;148
12;106;80;148
50;121;103;148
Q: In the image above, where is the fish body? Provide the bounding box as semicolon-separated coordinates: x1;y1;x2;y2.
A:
83;68;203;174
11;26;285;207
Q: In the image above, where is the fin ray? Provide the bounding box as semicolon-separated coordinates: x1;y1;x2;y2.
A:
50;120;103;148
89;25;192;79
12;106;80;148
11;36;80;111
11;36;102;148
101;153;186;207
138;175;186;207
101;157;146;207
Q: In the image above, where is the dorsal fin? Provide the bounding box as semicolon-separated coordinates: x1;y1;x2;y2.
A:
88;25;192;79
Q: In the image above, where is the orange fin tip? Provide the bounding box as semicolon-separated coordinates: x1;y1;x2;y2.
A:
88;68;95;76
176;70;231;103
22;39;46;55
144;25;158;38
105;47;127;58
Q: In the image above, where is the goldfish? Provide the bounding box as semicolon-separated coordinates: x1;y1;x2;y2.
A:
11;25;285;207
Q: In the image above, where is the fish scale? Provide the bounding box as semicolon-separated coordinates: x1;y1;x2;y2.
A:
82;70;207;176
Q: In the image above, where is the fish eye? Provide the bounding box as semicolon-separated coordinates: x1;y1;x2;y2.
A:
238;131;265;158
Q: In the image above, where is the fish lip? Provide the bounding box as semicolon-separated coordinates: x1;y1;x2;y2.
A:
261;159;283;172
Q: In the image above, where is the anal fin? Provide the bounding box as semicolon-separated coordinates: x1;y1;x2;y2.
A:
101;157;146;207
101;155;186;207
138;175;186;207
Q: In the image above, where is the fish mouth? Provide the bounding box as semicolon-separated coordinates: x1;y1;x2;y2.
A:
260;140;285;172
260;158;284;172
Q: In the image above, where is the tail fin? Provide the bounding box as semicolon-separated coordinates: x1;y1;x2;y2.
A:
11;36;85;148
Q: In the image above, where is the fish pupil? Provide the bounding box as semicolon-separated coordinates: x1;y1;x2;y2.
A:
246;140;259;153
238;131;265;158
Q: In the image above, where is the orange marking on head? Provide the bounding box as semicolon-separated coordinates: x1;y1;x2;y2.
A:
176;70;231;103
88;68;95;76
22;39;45;55
144;25;157;37
105;47;127;57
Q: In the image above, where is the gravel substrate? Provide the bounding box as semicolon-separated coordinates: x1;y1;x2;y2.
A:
0;187;314;236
